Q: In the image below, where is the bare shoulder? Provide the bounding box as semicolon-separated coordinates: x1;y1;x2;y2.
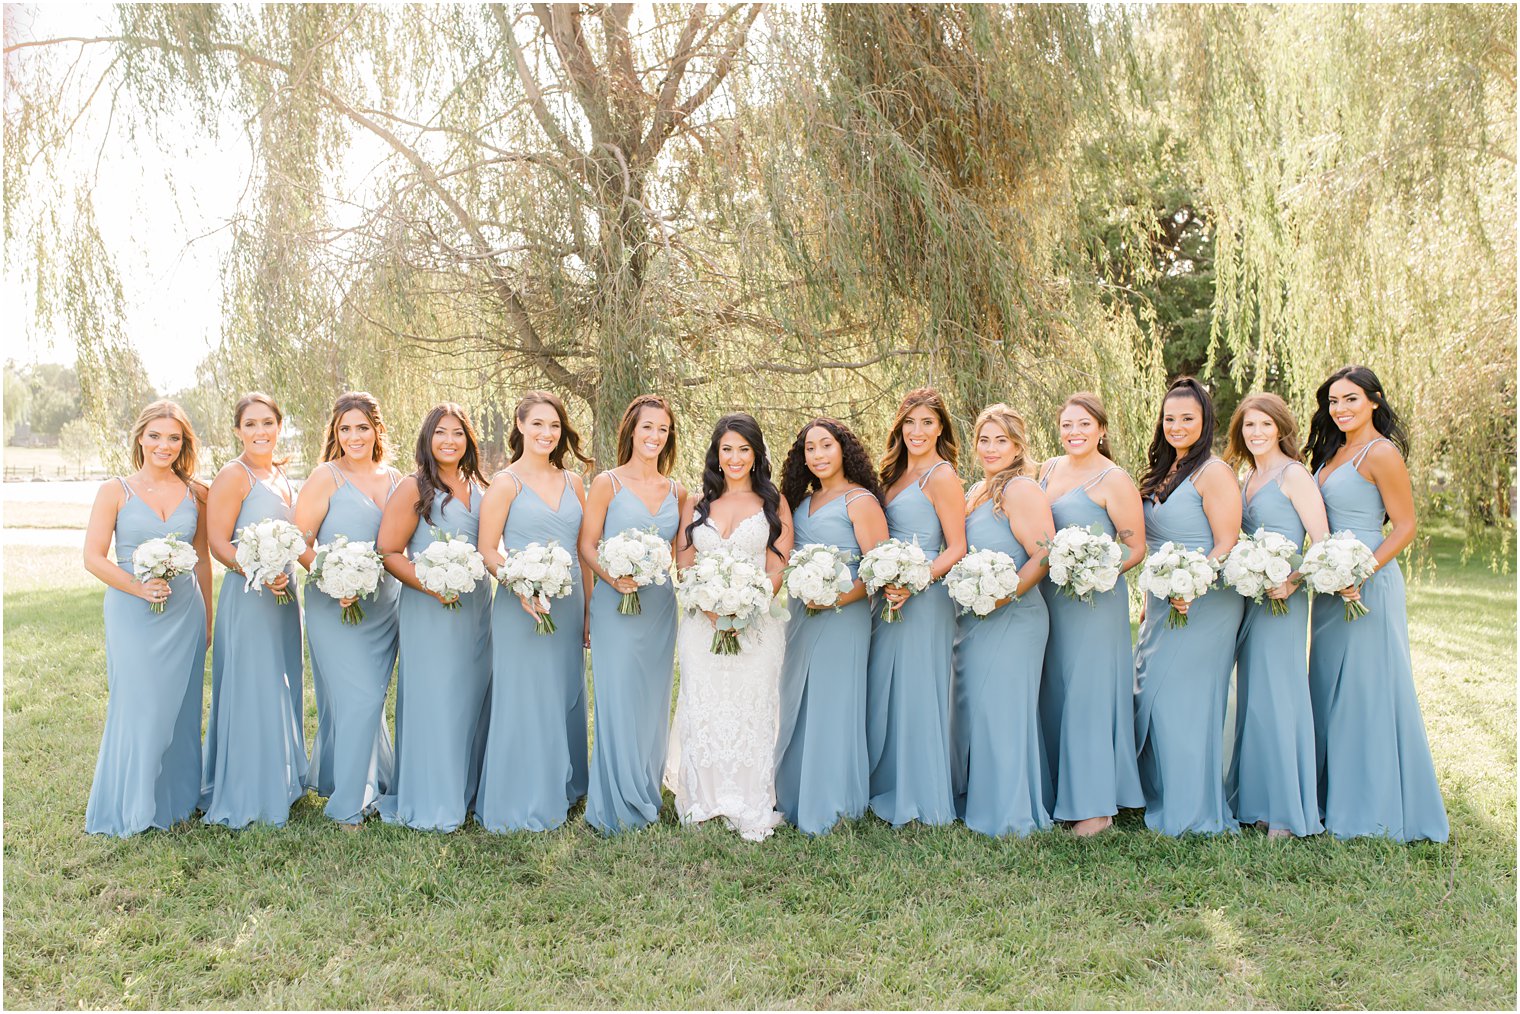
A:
1194;457;1240;495
1001;475;1046;512
392;474;420;496
301;464;338;496
1279;461;1320;497
568;471;588;495
923;462;964;496
93;477;126;508
1365;439;1407;470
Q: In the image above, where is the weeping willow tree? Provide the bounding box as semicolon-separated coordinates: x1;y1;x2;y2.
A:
750;4;1165;464
1150;4;1516;530
6;4;1515;530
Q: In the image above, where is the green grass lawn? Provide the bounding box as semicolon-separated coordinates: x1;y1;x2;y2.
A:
4;533;1514;1009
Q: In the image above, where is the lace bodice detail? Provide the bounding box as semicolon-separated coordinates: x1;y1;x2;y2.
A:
690;509;771;562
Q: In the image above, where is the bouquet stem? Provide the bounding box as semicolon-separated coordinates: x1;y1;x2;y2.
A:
440;598;460;611
710;629;741;655
341;602;366;625
1166;605;1189;629
1267;598;1290;617
880;600;904;623
274;590;294;606
1344;599;1370;621
534;612;557;636
148;600;166;615
617;590;642;615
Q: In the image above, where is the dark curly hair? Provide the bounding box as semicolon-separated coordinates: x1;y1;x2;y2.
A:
1138;376;1217;504
685;413;785;562
1303;364;1409;473
780;417;883;510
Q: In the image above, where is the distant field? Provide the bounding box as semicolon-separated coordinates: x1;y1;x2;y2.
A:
2;444;104;479
2;501;92;529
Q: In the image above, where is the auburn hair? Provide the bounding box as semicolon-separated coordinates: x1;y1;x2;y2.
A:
1224;392;1300;471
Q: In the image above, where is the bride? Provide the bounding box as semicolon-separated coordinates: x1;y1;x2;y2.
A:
665;413;793;841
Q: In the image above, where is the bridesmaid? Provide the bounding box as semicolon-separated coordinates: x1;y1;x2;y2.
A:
866;387;967;827
952;404;1055;838
377;403;493;832
82;401;211;836
1305;365;1448;842
293;392;402;827
775;419;887;836
1133;377;1244;836
1223;393;1326;838
476;391;593;832
202;392;308;828
1037;392;1146;836
580;395;688;834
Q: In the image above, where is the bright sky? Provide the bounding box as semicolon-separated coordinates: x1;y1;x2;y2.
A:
4;3;248;392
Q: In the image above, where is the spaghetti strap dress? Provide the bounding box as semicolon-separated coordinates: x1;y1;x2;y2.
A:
866;462;956;827
774;490;873;836
201;462;309;828
380;483;493;832
1037;464;1144;821
1226;464;1323;836
952;480;1053;837
477;470;589;832
585;475;679;834
1308;439;1448;842
1133;458;1244;836
305;464;400;824
85;480;206;836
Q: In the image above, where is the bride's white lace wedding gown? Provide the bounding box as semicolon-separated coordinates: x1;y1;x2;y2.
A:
663;509;786;841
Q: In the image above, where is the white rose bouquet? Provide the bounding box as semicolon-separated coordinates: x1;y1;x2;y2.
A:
676;544;782;655
596;527;673;615
307;536;386;625
1040;524;1126;605
858;537;932;624
496;540;576;635
1299;531;1379;621
1136;542;1218;629
1222;528;1302;616
945;548;1021;618
783;544;856;616
234;518;305;605
412;529;487;610
131;534;199;613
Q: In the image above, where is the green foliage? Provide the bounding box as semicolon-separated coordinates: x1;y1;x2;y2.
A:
4;4;1514;530
57;417;97;471
3;535;1514;1008
7;362;81;437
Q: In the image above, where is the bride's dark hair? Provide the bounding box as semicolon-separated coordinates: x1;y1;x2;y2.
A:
686;413;785;562
780;417;882;509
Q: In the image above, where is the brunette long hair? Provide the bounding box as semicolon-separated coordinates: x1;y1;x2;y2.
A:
129;400;200;484
1303;364;1409;473
879;387;958;491
413;402;488;524
686;413;785;562
779;417;883;510
508;390;592;470
614;394;678;475
1224;392;1300;472
320;391;390;464
1138;377;1217;503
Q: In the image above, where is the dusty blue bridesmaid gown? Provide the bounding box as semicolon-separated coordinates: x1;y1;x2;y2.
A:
477;470;589;832
1309;439;1448;842
774;489;874;836
1038;464;1144;821
201;462;308;828
952;482;1053;837
305;463;399;825
585;474;679;834
866;461;957;827
1133;458;1244;836
381;483;493;832
86;480;206;837
1226;463;1323;836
